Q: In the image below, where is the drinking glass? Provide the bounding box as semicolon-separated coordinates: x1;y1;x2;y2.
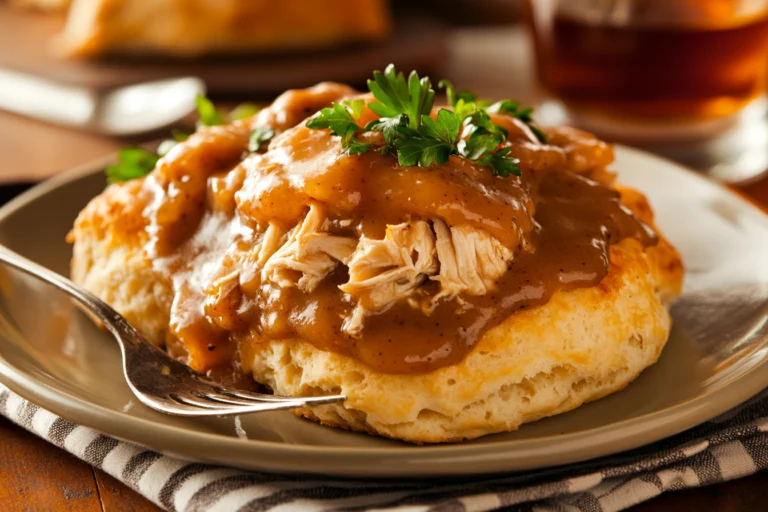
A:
525;0;768;183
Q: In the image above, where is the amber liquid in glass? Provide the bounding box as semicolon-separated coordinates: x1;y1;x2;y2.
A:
532;12;768;122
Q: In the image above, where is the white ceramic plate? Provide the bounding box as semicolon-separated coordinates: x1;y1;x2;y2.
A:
0;146;766;477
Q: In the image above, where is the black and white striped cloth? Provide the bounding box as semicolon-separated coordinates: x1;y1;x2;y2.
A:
2;382;767;512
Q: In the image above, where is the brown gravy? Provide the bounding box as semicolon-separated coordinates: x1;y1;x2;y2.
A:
141;88;657;377
239;169;655;374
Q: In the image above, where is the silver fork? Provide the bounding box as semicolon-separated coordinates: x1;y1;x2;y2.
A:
0;246;345;416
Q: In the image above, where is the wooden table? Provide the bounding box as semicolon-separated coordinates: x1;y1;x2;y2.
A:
2;23;768;512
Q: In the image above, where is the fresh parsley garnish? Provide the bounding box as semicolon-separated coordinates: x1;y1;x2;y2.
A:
306;103;373;155
458;110;509;166
420;108;461;146
248;125;275;153
170;128;191;142
487;99;548;143
108;96;270;183
438;79;492;119
438;80;481;110
306;103;359;139
228;103;260;121
306;65;544;178
344;139;375;155
364;114;405;150
478;148;521;178
392;108;461;166
106;148;159;184
341;99;366;120
367;65;435;131
195;94;225;127
108;72;544;185
396;136;453;167
197;96;261;126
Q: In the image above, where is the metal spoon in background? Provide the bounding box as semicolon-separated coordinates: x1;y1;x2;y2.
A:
0;69;205;136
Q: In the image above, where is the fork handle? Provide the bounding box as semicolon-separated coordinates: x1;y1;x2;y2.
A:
0;245;130;344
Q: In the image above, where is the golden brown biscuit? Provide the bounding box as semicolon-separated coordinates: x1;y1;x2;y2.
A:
246;235;681;443
57;0;391;57
71;205;681;443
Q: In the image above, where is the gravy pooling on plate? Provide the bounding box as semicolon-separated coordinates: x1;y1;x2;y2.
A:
119;82;658;377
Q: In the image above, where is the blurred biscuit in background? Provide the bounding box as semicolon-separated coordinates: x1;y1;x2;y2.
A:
14;0;392;58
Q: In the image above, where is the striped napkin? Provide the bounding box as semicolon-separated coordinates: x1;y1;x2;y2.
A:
2;383;767;512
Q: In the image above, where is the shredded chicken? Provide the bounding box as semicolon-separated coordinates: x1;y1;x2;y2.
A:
204;208;517;338
431;219;513;303
256;222;286;267
340;221;437;336
341;221;437;308
261;204;357;292
231;221;286;291
339;219;515;336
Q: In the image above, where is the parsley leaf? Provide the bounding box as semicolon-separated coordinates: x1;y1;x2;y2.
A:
306;103;372;155
478;148;522;177
198;96;261;126
365;114;408;148
106;148;159;184
306;103;358;139
368;64;434;130
529;125;549;144
488;99;548;143
488;99;522;116
171;129;190;142
345;139;374;155
462;110;508;140
458;132;503;160
248;125;275;153
438;79;489;119
342;99;366;120
195;94;225;127
396;137;453;167
303;65;536;178
419;109;460;146
228;103;260;121
368;65;412;118
438;79;477;109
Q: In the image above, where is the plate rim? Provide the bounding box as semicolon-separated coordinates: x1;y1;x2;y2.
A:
1;145;767;477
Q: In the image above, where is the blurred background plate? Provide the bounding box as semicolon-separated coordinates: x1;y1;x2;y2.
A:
0;4;448;94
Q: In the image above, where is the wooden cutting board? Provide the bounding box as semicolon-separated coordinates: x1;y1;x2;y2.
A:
0;4;447;95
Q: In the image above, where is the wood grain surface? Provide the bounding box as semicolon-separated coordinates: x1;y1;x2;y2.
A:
0;419;161;512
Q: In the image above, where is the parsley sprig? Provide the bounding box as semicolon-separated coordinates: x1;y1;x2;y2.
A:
106;148;159;184
367;66;435;131
107;95;273;183
305;64;546;177
248;125;275;153
305;103;373;155
107;69;545;184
